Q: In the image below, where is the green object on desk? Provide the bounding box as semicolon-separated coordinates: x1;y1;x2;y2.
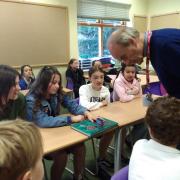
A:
71;118;118;137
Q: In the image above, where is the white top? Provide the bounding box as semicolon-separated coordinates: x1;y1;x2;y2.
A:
79;84;110;111
129;139;180;180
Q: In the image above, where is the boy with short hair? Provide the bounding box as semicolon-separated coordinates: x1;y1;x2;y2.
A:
129;97;180;180
0;119;44;180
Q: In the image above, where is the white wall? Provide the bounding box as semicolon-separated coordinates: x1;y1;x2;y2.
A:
103;0;148;26
25;0;78;58
147;0;180;15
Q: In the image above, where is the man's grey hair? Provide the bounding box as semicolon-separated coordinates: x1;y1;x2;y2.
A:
108;27;140;46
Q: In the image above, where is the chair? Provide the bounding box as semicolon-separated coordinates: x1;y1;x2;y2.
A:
111;165;129;180
143;82;162;96
43;159;48;180
66;77;74;90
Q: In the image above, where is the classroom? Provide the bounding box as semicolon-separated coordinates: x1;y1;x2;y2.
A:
0;0;180;180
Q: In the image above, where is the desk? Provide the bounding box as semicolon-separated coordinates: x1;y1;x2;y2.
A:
90;96;150;172
40;126;88;155
138;74;159;86
40;96;156;172
108;74;159;86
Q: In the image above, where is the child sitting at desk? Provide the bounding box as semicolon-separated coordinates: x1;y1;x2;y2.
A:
112;63;142;102
26;66;92;180
79;67;114;168
128;97;180;180
0;65;25;120
19;64;35;90
0;119;44;180
66;58;86;98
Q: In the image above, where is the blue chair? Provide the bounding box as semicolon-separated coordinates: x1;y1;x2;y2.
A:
111;165;129;180
66;77;74;90
143;82;162;96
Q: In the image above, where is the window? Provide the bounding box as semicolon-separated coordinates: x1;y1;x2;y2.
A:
103;26;116;56
78;25;98;59
78;19;126;70
77;0;131;70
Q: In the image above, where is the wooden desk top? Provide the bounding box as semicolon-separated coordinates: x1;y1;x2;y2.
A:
138;74;159;86
90;96;149;127
40;96;158;155
40;126;88;155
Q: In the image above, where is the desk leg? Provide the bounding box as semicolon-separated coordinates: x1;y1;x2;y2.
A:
114;128;122;172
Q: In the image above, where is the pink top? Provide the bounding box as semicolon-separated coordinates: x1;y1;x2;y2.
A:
113;73;142;102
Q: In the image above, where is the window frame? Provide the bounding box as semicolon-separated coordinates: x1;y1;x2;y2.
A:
77;19;127;70
78;19;126;57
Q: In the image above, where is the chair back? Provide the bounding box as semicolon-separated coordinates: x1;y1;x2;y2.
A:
143;82;162;96
66;77;74;90
111;165;129;180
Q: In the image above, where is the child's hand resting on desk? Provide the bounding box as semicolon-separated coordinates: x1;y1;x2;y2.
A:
71;115;85;123
84;111;97;122
101;100;108;107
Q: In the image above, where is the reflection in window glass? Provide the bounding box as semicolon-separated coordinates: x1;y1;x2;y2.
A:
78;26;98;58
103;27;115;56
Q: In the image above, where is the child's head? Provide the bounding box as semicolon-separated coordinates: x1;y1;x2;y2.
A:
145;96;180;146
68;58;79;70
89;67;104;90
0;119;44;180
92;60;103;69
0;65;20;111
20;65;34;80
121;63;137;82
30;66;62;98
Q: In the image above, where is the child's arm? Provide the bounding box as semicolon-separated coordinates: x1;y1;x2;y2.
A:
62;95;89;115
106;89;111;103
62;95;94;121
100;88;110;106
129;81;142;97
114;82;135;102
26;95;73;128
